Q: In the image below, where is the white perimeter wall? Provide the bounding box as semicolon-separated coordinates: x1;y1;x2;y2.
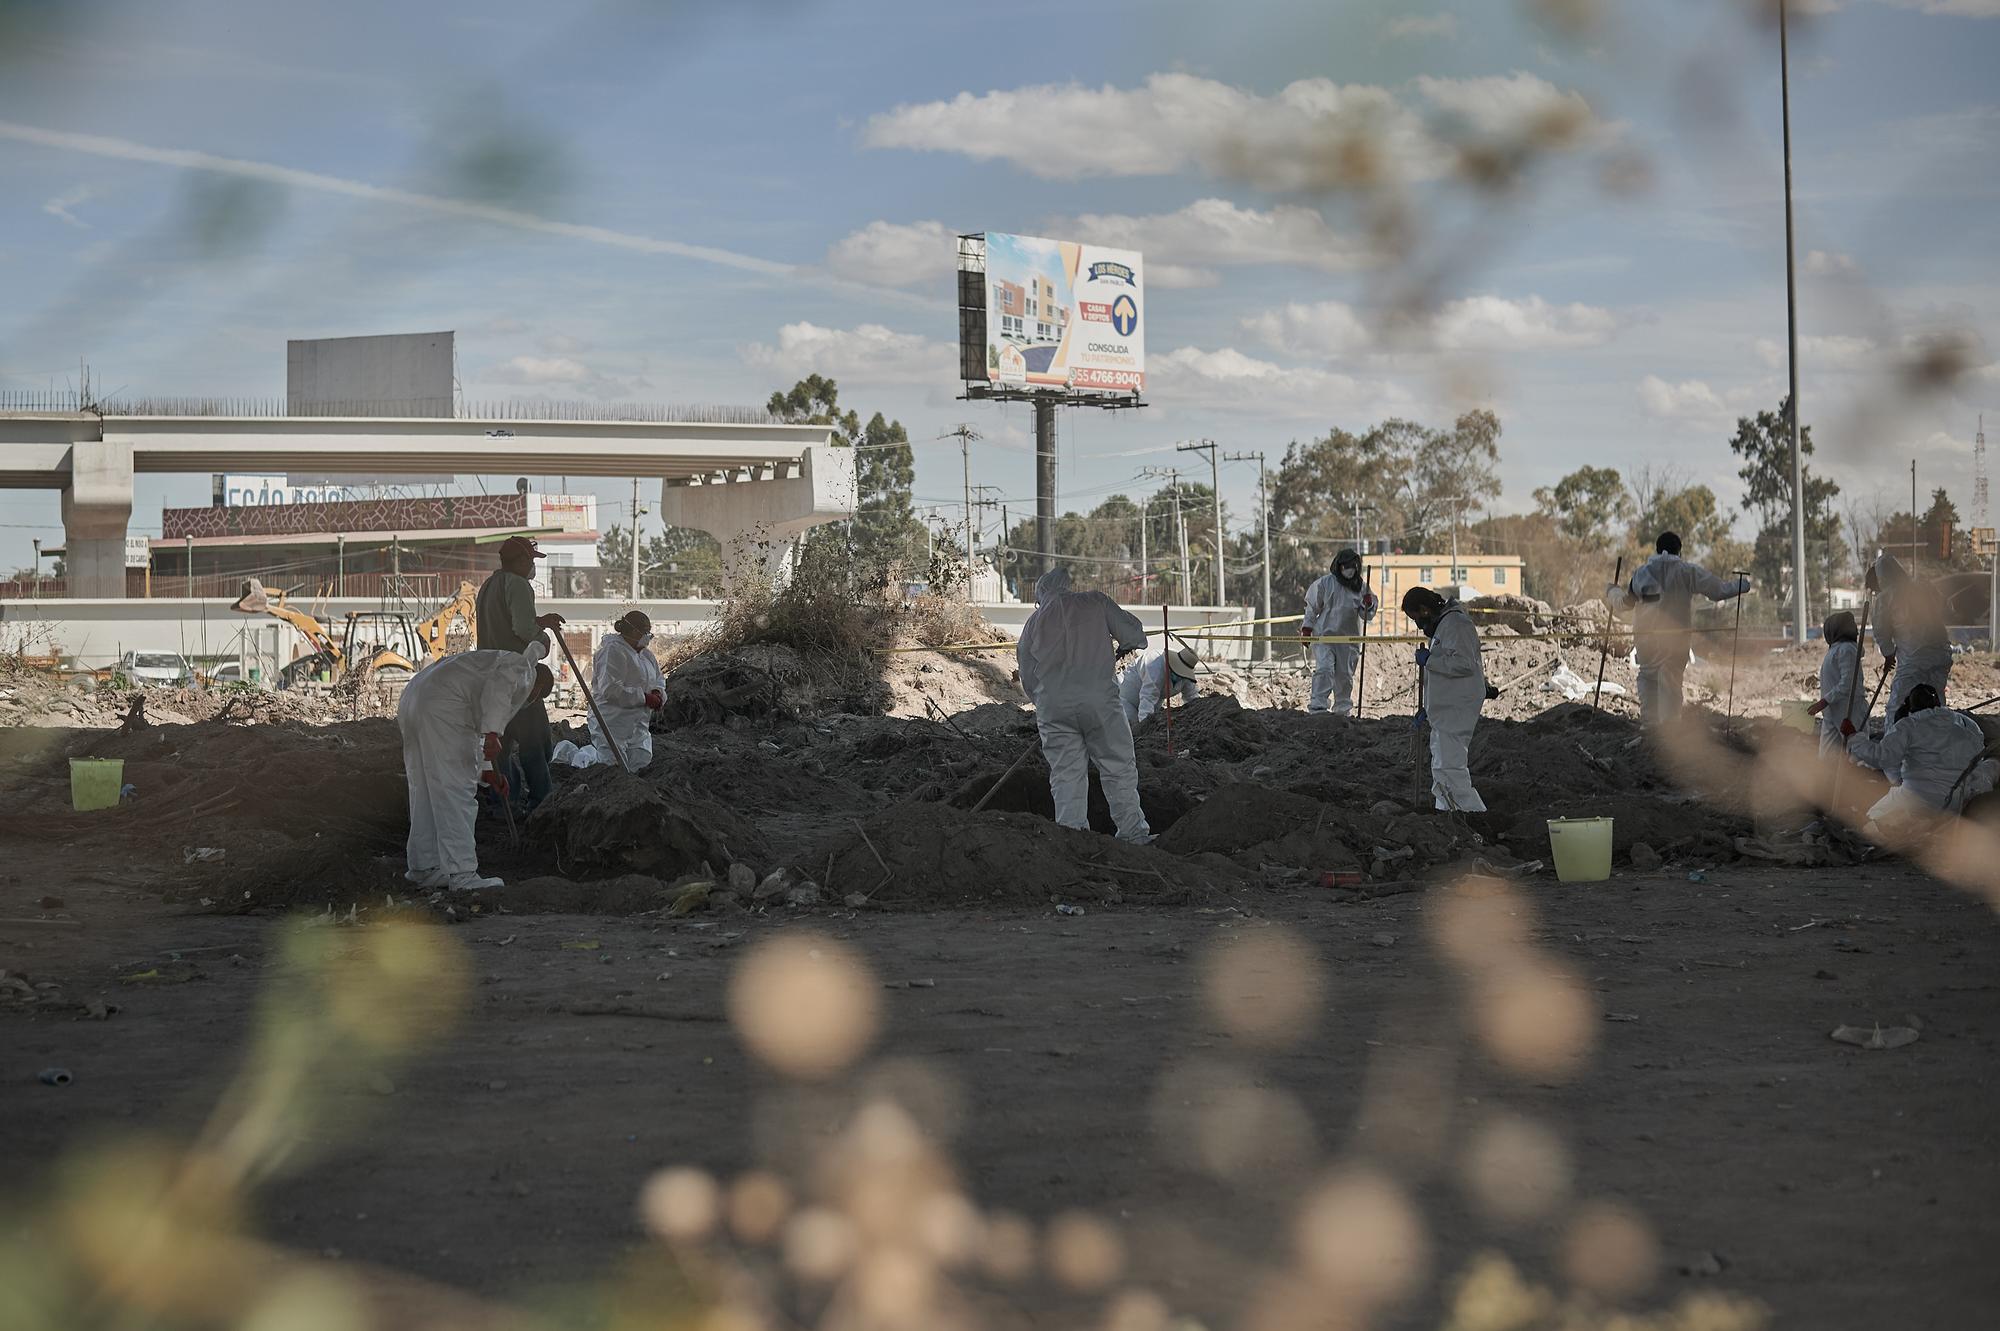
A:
0;598;1255;675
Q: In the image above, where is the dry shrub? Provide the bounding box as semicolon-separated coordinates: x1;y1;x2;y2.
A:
902;594;1005;650
662;535;873;673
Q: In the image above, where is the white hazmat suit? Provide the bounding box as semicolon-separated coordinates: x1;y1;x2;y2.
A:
1016;567;1153;841
1872;553;1953;733
565;634;664;770
1119;644;1198;727
1850;704;1996;833
398;645;545;889
1302;571;1376;715
1420;602;1488;813
1816;637;1871;757
1607;552;1748;726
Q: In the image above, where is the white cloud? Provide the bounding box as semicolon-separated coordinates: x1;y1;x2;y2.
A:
1387;14;1458;40
1152;345;1413;418
1241;301;1375;357
43;184;94;229
484;354;640;399
1243;294;1618;357
741;322;956;385
1636;374;1731;424
1049;197;1372;278
824;219;958;288
862;71;1602;190
1429;294;1619;350
1803;249;1859;276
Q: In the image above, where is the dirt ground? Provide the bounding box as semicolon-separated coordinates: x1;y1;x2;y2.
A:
6;635;2000;1329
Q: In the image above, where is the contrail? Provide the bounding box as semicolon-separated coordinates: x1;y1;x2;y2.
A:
0;119;797;277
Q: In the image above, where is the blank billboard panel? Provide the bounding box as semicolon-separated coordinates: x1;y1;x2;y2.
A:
287;331;456;418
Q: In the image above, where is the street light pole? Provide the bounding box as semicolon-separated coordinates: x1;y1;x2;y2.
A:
1226;450;1269;659
1178;439;1223;606
1781;0;1809;641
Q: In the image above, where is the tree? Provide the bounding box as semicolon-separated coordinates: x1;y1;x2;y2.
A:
597;522;724;598
767;375;924;576
1534;465;1630;547
1728;396;1846;614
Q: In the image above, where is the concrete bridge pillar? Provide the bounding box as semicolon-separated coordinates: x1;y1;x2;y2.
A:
658;442;856;594
59;440;134;598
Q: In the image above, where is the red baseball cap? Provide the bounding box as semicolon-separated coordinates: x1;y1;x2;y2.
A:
498;535;546;561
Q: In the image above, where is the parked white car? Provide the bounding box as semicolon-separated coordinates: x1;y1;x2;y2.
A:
118;651;193;687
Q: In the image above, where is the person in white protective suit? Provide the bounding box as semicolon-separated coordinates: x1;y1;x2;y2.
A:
563;611;665;770
1120;642;1199;728
1849;685;1997;837
398;642;555;892
1300;548;1377;715
1809;610;1872;757
1605;532;1750;727
1866;552;1953;733
1016;566;1153;842
1403;585;1493;813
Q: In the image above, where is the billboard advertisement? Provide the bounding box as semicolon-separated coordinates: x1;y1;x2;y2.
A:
981;234;1144;394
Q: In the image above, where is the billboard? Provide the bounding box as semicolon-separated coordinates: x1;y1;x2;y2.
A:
979;234;1144;394
217;474;359;507
287;331;455;417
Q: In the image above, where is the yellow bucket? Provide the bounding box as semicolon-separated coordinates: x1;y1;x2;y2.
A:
1547;816;1613;883
70;758;125;812
1779;700;1817;734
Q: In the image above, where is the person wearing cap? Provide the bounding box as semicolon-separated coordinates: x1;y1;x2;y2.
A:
1604;532;1749;727
1810;610;1871;756
476;536;567;808
1300;548;1376;715
1119;641;1200;728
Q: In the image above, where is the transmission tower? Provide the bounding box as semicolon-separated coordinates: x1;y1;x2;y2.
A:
1977;413;1989;531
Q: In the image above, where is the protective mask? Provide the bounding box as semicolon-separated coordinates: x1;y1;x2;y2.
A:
637;633;654;650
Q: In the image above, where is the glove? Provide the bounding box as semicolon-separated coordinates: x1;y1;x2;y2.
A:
1882;655;1896;671
1485;683;1501;700
1735;577;1751;595
1414;647;1431;666
483;731;503;761
535;612;567;631
1411;708;1427;731
480;769;510;801
645;689;664;710
1839;719;1856;737
1361;594;1376;611
1300;624;1313;638
1807;700;1827;716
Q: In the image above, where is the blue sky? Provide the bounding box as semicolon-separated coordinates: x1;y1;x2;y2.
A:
1;0;1996;570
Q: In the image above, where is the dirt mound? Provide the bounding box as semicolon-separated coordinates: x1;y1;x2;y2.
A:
799;803;1243;910
526;765;766;880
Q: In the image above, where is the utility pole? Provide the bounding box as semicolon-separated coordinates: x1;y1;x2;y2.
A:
1035;397;1057;582
1780;0;1809;642
970;483;1002;600
1139;494;1149;601
1911;458;1920;575
1226;451;1269;659
1178;439;1223;606
938;424;983;602
630;476;643;599
1141;465;1188;602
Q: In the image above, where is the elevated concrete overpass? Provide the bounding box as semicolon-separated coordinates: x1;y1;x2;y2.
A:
0;412;854;596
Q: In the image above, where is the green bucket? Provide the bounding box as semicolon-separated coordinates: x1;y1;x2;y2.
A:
70;758;125;812
1547;816;1613;883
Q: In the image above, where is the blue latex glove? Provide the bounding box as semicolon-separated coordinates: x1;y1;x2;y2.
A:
1411;708;1427;731
1414;647;1431;666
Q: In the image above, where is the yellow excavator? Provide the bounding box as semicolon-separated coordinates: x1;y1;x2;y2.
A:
230;578;479;690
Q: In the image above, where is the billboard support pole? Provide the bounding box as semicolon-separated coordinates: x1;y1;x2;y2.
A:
1035;397;1057;583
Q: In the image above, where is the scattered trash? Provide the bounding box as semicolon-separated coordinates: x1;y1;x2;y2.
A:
35;896;63;910
1369;933;1398;948
1628;842;1663;871
909;978;936;988
1605;1012;1641;1022
38;1067;71;1086
1686;870;1708;883
667;882;713;917
1320;871;1364;888
1056;904;1085;917
120;783;138;804
1831;1023;1920;1050
1547;662;1627;701
181;846;226;865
